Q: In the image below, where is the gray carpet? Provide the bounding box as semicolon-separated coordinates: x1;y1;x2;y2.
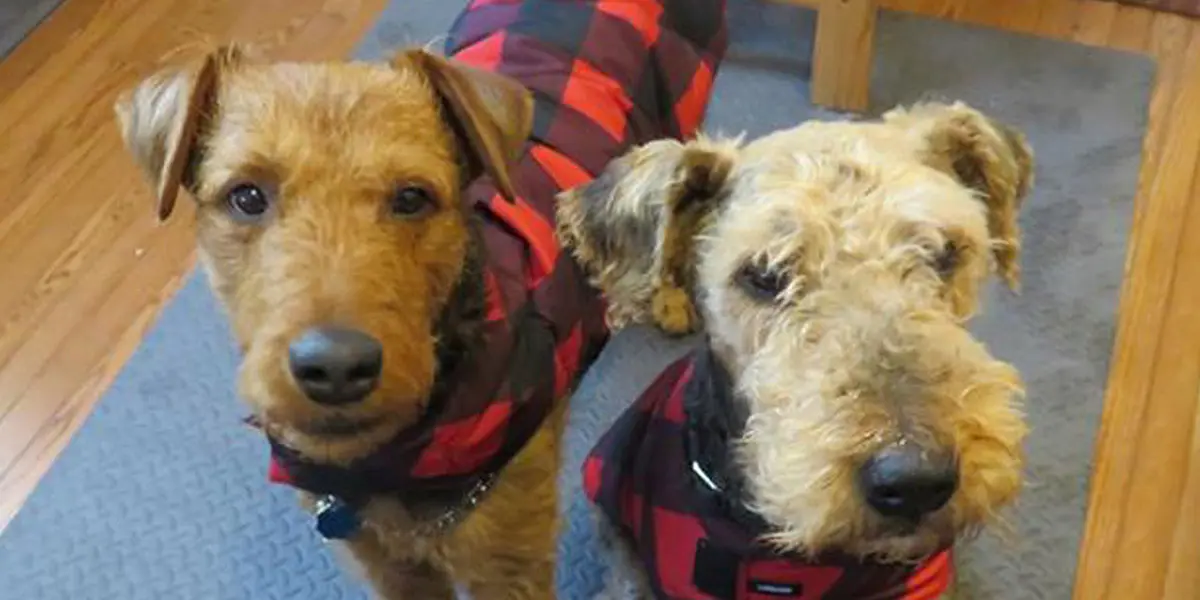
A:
0;0;60;58
0;1;1152;599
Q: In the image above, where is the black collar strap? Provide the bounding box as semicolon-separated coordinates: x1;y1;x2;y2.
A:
682;342;773;534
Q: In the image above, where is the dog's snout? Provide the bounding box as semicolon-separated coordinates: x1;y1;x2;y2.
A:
858;443;957;520
287;326;383;406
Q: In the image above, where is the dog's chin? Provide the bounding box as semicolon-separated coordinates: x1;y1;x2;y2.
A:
249;385;432;465
849;532;951;564
267;414;407;466
842;518;960;564
297;413;388;438
767;517;956;565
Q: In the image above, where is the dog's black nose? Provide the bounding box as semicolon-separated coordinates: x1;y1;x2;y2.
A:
859;443;957;520
288;326;382;406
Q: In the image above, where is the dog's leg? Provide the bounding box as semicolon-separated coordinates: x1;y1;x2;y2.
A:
445;402;566;600
342;535;456;600
366;560;456;600
449;477;558;600
460;552;555;600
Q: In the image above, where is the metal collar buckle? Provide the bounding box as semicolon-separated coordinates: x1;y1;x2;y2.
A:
427;471;499;533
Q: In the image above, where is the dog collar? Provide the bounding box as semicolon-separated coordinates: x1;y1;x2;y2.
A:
308;469;499;541
681;344;771;535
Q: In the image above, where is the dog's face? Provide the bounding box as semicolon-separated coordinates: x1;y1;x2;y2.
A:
559;102;1032;560
115;47;532;464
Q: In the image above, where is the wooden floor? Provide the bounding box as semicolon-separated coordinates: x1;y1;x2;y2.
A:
0;0;1195;598
0;0;388;527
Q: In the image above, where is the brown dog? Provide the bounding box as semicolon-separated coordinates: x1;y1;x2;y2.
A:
116;43;574;599
560;101;1033;598
113;0;727;596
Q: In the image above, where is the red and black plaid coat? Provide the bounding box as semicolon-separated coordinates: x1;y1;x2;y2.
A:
267;0;729;505
583;351;954;600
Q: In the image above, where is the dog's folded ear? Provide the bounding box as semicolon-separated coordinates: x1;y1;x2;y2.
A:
886;102;1035;290
399;50;534;203
556;137;740;335
114;45;245;222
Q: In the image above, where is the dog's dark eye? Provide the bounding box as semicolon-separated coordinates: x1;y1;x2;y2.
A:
735;264;791;301
934;241;959;277
226;184;269;218
390;186;434;217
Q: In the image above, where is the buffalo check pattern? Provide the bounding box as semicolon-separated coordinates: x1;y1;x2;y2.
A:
583;351;954;600
267;0;728;505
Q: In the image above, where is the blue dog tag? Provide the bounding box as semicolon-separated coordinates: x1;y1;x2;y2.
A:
314;496;361;540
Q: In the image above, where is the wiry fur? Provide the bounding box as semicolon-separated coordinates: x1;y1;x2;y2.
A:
559;102;1033;589
555;136;742;335
115;43;562;599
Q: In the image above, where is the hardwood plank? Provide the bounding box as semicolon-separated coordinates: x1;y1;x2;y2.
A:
0;182;188;466
0;152;145;385
1073;0;1119;45
1073;15;1200;600
1035;0;1087;41
0;0;387;532
1002;0;1044;35
0;130;115;319
1162;382;1200;600
1130;13;1194;191
0;0;166;226
0;209;196;528
953;0;1041;33
920;0;959;19
880;0;1075;34
811;0;878;111
889;0;961;19
1108;106;1200;596
1108;4;1157;53
1069;19;1191;592
0;0;132;104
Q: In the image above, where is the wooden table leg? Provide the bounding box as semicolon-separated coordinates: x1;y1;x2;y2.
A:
811;0;877;112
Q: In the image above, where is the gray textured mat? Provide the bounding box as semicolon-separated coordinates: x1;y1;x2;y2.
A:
0;1;1151;599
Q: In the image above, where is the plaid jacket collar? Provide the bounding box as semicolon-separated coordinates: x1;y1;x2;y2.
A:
583;346;954;600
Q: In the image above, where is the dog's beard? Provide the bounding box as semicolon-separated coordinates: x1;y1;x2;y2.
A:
264;412;407;465
846;511;960;563
296;412;388;438
761;504;960;565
